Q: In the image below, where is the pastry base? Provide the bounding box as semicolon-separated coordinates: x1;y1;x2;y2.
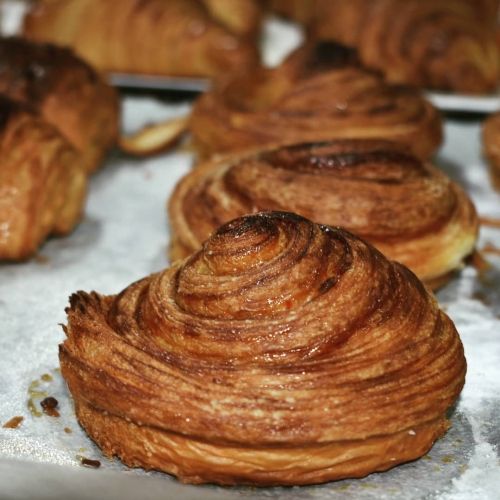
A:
75;400;449;486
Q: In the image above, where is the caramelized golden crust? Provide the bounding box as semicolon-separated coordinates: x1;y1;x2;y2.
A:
0;37;119;174
23;0;260;79
190;43;443;160
61;212;466;485
483;112;500;191
168;140;478;288
0;97;86;260
309;0;499;93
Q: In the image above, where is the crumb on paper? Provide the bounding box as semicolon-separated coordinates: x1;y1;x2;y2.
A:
40;396;60;417
34;254;50;265
2;416;24;429
76;455;101;469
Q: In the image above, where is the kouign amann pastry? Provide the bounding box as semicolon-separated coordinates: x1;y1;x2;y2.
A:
306;0;499;94
23;0;260;79
0;97;86;260
0;37;119;174
169;140;478;289
61;211;466;485
190;42;443;159
483;112;500;190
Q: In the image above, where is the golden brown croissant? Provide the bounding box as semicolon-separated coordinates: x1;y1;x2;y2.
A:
23;0;260;79
306;0;499;94
190;42;443;160
0;37;119;174
61;211;466;486
0;97;86;261
483;112;500;190
169;140;478;289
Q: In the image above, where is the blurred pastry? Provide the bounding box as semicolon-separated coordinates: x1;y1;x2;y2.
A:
23;0;260;79
190;42;443;159
266;0;316;25
61;211;466;485
0;37;119;174
0;97;86;261
483;112;500;190
292;0;499;94
169;139;478;289
201;0;263;38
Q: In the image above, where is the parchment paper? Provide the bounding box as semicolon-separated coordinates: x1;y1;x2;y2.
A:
0;94;499;500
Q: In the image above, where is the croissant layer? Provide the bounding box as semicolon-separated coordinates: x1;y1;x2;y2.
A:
0;37;119;174
23;0;260;79
0;97;86;260
169;140;478;288
62;212;466;485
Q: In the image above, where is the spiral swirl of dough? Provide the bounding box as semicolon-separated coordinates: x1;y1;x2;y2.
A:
61;212;466;485
169;139;478;289
190;42;443;160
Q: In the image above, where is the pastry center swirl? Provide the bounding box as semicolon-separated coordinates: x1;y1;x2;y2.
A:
260;141;427;182
174;212;353;320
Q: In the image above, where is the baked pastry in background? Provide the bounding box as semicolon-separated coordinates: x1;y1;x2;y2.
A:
61;211;466;485
23;0;260;79
483;112;500;190
169;140;478;289
190;42;443;160
287;0;499;94
201;0;263;38
266;0;316;25
0;37;119;174
0;97;86;261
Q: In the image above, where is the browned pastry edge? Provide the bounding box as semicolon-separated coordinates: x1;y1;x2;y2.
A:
483;112;500;191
